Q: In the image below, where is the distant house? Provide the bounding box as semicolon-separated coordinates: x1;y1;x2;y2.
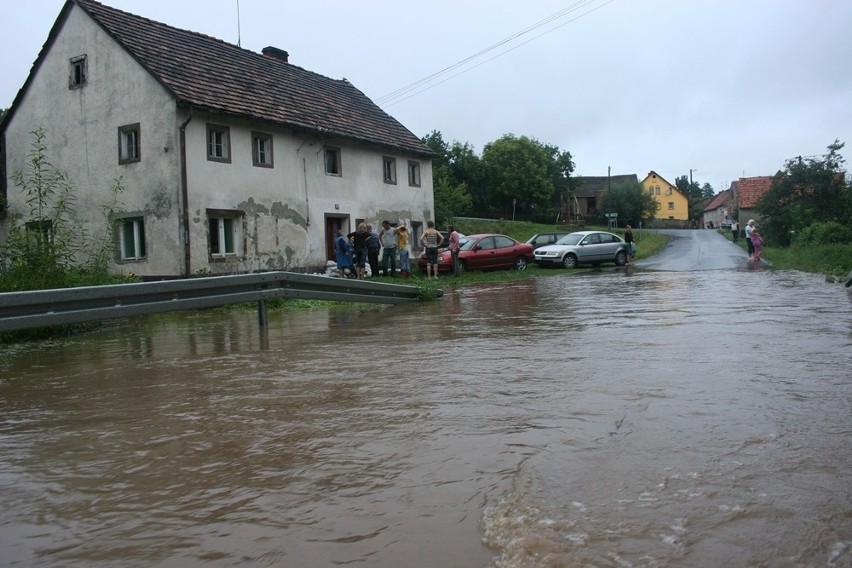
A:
0;0;435;278
734;176;773;227
702;189;733;229
571;174;639;217
640;170;689;227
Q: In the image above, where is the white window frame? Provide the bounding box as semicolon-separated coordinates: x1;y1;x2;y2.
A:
408;160;421;187
118;216;146;261
252;131;274;168
208;210;244;258
207;124;231;163
118;123;141;164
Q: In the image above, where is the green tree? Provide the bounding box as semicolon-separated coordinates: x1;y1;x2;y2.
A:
599;180;658;227
757;140;850;246
422;131;476;222
481;134;558;222
675;175;709;221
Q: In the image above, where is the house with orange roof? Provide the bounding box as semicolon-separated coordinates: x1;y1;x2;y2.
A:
734;176;773;227
640;171;689;227
0;0;435;278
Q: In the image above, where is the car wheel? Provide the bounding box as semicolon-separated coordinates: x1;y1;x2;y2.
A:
615;250;627;266
513;256;528;270
457;261;466;275
562;254;578;269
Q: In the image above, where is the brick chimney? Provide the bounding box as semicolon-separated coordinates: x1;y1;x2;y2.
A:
262;46;289;63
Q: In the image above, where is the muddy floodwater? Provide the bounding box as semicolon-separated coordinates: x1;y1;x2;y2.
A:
1;266;851;567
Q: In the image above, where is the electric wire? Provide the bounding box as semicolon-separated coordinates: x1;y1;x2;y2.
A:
376;0;613;108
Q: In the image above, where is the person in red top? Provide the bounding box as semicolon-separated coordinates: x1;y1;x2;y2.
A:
448;225;461;276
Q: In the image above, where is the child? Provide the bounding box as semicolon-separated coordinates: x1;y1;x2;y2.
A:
750;228;763;260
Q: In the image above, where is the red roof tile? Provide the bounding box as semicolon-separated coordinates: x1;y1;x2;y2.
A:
702;189;731;213
737;176;773;209
72;0;433;156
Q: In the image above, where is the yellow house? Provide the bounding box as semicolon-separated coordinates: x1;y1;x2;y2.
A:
641;170;689;221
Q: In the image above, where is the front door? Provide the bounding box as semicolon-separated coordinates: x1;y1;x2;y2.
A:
325;214;349;262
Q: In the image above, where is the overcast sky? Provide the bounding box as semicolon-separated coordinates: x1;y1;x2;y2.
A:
3;0;851;192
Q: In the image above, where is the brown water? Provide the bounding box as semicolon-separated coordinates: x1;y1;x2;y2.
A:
1;268;851;567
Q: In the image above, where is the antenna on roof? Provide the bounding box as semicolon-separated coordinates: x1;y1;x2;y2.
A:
236;0;242;47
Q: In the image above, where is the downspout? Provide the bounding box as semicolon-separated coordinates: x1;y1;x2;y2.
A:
179;108;193;278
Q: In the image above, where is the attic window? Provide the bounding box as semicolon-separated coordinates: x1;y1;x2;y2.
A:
69;55;87;89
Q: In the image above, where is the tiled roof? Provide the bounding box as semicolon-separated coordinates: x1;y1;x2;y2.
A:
737;176;773;209
702;189;731;212
573;174;639;198
72;0;433;156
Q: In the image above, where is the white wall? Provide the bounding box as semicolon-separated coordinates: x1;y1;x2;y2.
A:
2;5;184;277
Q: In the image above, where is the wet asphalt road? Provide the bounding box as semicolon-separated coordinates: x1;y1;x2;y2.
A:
636;229;747;271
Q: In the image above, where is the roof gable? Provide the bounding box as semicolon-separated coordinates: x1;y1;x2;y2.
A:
702;189;730;212
737;176;773;209
67;0;432;156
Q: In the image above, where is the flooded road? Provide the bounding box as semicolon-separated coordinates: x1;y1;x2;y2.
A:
1;242;851;567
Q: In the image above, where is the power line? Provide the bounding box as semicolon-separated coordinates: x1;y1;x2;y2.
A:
376;0;614;108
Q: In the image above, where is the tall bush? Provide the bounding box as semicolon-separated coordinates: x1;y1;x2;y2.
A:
1;128;122;291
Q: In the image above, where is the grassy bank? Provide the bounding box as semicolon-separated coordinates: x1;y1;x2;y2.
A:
718;229;851;280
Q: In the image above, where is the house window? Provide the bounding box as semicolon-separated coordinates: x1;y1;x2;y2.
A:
207;124;231;163
69;55;87;89
325;147;341;175
668;202;675;210
208;210;244;258
655;186;661;195
25;219;53;251
383;157;397;184
408;160;421;187
118;123;141;164
410;221;423;249
118;217;146;260
252;132;273;167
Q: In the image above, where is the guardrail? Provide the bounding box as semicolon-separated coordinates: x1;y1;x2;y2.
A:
0;271;435;333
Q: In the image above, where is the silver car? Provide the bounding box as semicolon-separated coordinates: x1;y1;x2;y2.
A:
533;230;629;269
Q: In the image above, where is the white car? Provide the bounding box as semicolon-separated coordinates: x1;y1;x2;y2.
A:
534;230;629;269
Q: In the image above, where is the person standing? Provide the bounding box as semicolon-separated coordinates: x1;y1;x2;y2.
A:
623;224;635;265
347;222;370;280
750;227;764;260
745;219;756;260
731;220;739;243
379;220;398;276
366;224;380;278
397;224;411;279
334;229;353;278
447;225;461;276
420;220;444;279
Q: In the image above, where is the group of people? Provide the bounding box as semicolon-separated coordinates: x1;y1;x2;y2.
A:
334;220;412;279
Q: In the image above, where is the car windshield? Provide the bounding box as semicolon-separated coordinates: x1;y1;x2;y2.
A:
458;237;476;251
555;233;584;245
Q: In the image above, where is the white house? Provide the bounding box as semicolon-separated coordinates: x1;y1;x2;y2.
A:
0;0;435;279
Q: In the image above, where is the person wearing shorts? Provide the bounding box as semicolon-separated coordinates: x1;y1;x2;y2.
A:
420;220;444;279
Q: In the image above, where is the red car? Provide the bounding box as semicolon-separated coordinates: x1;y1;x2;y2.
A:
418;234;534;274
